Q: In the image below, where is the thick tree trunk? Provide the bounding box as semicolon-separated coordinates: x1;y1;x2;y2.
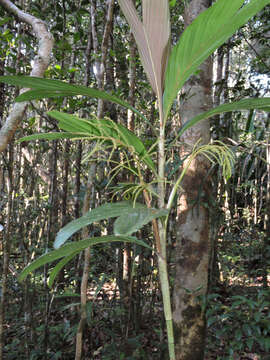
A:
172;1;212;359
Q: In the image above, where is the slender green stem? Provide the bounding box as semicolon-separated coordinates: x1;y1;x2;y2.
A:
158;224;175;360
166;155;192;211
157;111;175;360
158;126;165;207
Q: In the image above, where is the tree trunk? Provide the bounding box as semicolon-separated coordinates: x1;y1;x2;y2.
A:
0;0;53;153
172;1;212;359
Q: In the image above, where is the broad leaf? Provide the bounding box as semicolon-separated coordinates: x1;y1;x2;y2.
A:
19;235;151;282
19;132;83;142
114;207;169;236
48;251;81;288
0;76;147;122
118;0;170;109
48;111;156;172
54;201;146;249
163;0;270;121
178;98;270;137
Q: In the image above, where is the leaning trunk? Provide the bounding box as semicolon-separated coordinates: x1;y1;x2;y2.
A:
172;1;212;359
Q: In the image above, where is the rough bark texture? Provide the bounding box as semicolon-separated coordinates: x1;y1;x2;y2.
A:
0;0;53;153
173;1;213;359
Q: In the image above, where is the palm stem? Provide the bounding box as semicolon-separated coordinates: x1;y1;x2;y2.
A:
157;112;175;359
158;225;175;360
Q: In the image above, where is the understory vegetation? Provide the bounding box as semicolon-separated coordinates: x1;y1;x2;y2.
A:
2;222;270;359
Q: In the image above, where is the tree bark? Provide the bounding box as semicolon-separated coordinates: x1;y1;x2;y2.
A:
172;1;213;359
0;0;53;153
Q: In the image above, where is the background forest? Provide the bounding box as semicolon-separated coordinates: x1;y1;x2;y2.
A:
0;0;270;359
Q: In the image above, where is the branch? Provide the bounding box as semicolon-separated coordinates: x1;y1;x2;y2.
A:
0;0;54;153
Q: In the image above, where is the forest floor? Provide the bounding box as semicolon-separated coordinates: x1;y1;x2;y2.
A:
4;271;270;359
81;276;270;359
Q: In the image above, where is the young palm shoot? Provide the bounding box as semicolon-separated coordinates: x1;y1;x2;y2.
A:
117;0;175;357
117;0;270;359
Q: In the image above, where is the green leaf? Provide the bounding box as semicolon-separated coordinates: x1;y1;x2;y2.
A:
50;111;101;135
163;0;270;121
242;324;252;337
0;76;147;122
265;337;270;352
235;329;242;341
246;338;254;351
254;312;261;323
245;110;255;134
19;235;151;282
207;316;217;327
48;251;81;288
0;17;11;26
177;98;270;138
169;0;177;8
55;292;80;298
54;201;146;249
47;111;156;173
260;107;270;112
113;207;169;236
18;132;83;142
